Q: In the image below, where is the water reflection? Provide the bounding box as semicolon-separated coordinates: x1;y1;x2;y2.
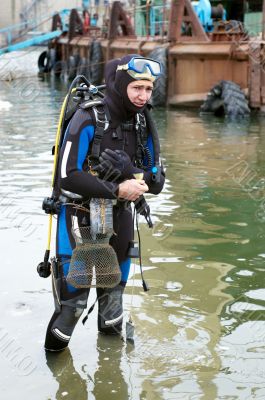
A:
154;109;265;397
46;349;88;400
45;334;129;400
126;258;233;398
93;334;128;399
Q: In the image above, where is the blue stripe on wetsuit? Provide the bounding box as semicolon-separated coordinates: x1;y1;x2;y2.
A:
58;205;72;256
58;125;95;256
77;125;94;169
120;258;131;282
58;125;94;292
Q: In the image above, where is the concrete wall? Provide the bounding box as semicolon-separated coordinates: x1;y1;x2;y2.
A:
0;0;21;28
0;0;81;29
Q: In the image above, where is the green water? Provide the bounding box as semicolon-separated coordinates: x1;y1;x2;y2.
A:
1;76;265;399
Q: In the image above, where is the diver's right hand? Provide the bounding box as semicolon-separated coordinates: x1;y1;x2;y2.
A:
117;179;149;201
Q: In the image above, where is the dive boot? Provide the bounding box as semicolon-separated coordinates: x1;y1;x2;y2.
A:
97;283;124;335
45;305;83;352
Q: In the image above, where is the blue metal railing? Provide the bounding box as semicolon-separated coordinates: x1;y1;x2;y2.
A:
0;9;72;55
0;16;52;47
0;30;62;55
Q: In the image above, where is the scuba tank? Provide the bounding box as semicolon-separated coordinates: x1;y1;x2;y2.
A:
37;75;106;278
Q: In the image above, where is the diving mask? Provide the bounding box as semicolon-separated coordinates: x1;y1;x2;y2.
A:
116;57;162;81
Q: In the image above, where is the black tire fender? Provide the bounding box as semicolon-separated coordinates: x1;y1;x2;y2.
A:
77;57;89;78
38;51;51;73
53;60;67;77
67;56;78;80
201;80;250;117
48;48;57;69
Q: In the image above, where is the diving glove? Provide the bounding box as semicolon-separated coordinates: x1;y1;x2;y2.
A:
93;149;142;180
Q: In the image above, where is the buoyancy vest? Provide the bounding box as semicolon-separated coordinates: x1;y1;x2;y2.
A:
79;99;162;182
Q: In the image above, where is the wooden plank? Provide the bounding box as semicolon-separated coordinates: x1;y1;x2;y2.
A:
167;52;176;99
110;39;144;50
168;92;208;106
169;42;248;61
261;44;265;106
249;52;261;108
168;54;248;96
109;38;145;59
141;41;168;55
169;43;232;56
68;35;100;47
231;59;249;89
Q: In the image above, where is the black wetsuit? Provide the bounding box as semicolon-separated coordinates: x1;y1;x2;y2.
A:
45;54;165;351
56;104;164;292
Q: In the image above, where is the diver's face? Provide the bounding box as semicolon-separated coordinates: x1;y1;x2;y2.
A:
127;80;154;108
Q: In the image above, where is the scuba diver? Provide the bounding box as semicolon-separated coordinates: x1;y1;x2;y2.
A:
43;54;165;352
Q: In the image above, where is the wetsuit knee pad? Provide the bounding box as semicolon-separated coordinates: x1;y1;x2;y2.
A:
45;305;83;352
97;284;124;335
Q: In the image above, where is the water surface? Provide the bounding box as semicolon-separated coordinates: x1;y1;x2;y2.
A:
1;76;265;399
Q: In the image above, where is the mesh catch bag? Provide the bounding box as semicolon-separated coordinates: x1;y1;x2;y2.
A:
67;227;121;288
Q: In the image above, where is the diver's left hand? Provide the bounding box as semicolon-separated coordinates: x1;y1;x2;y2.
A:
93;149;142;180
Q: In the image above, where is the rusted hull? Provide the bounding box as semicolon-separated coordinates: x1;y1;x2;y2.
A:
57;34;94;59
55;36;251;106
167;42;249;106
50;0;265;109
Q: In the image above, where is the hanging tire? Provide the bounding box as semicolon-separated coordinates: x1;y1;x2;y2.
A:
148;46;168;107
89;40;104;85
53;60;67;77
38;49;57;74
77;57;89;78
201;80;250;117
68;55;80;80
38;51;51;73
48;48;57;69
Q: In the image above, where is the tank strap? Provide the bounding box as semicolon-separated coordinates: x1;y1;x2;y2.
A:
80;100;110;163
89;105;108;162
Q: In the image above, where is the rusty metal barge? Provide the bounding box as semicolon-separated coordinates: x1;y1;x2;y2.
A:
39;0;265;111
